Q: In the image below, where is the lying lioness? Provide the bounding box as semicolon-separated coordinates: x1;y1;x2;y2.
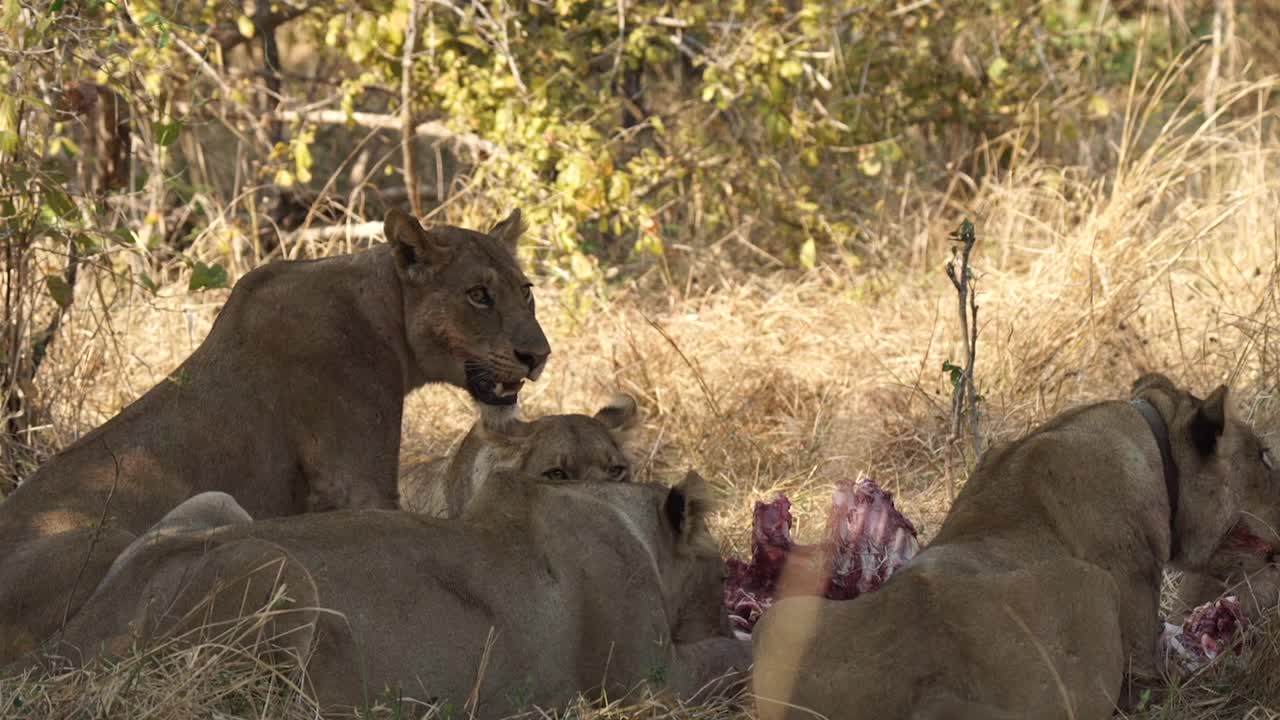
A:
399;394;638;517
0;209;550;663
752;373;1278;720
45;472;750;717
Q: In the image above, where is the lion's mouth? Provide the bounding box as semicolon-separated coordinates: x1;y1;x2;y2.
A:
464;362;527;407
1220;521;1277;561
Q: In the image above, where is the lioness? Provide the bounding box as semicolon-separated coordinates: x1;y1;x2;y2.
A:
752;374;1278;720
399;394;638;517
0;208;549;663
46;473;751;717
1173;444;1278;621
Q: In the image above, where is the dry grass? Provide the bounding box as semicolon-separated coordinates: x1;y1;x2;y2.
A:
5;63;1280;719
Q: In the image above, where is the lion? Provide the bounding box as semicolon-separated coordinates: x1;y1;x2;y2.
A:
1173;443;1279;622
399;394;639;517
41;472;751;717
0;208;550;663
752;373;1278;720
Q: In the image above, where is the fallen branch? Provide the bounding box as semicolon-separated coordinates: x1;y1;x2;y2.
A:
274;109;501;158
284;221;384;244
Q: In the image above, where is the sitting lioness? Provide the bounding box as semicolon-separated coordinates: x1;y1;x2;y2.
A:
399;394;638;517
0;208;550;663
752;373;1278;720
45;472;750;717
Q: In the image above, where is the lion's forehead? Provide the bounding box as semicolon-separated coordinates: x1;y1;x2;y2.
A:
451;235;527;286
521;418;624;463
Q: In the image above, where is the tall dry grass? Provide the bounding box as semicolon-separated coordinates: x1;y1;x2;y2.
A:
5;58;1280;719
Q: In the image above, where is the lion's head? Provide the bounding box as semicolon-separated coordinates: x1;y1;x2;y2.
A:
384;208;550;406
1131;373;1279;575
478;394;639;484
659;470;730;644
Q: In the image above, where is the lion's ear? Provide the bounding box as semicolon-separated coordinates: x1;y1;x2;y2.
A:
594;394;639;434
488;208;526;256
385;208;452;278
1190;384;1230;456
1131;372;1179;399
665;470;714;541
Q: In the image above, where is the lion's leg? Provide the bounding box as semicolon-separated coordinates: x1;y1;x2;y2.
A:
668;636;752;703
57;536;319;672
0;527;135;666
912;693;1031;720
98;491;253;589
301;423;400;512
1118;568;1163;677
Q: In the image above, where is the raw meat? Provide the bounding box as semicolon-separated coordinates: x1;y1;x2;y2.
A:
1159;595;1248;674
724;479;920;636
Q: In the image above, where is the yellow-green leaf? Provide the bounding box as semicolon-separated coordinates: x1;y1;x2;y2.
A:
799;237;816;269
987;57;1009;83
1087;94;1111;119
236;14;255;39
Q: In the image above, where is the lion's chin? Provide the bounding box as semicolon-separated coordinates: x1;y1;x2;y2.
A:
463;363;525;406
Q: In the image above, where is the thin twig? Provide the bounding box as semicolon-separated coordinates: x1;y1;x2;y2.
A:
58;440;123;633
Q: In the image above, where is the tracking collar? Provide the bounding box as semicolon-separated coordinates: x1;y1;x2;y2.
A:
1132;398;1180;562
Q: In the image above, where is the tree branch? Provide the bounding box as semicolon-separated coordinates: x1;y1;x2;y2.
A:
401;0;424;216
274;108;501;158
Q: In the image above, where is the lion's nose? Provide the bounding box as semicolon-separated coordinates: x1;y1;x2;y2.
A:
515;349;548;374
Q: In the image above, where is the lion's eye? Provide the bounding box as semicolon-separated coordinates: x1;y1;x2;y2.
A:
467;286;493;308
608;465;628;480
1264;448;1275;471
542;468;568;482
521;283;534;308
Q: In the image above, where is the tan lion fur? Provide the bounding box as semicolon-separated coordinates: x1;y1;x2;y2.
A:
0;209;550;663
751;373;1279;720
43;473;750;717
399;394;639;517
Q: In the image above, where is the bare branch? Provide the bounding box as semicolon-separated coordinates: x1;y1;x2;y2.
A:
274;108;501;158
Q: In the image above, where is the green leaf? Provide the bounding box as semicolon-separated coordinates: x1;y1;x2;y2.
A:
154;121;182;146
111;226;137;245
48;0;64;12
139;272;158;294
41;183;77;219
188;261;228;291
942;360;964;389
45;275;73;308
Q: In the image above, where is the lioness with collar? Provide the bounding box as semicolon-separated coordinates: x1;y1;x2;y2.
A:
0;208;550;663
753;373;1279;720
